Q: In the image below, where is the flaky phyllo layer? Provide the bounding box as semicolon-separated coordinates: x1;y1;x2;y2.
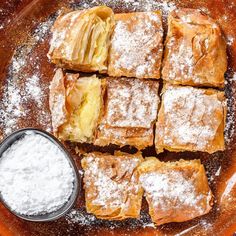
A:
49;69;103;143
48;6;115;72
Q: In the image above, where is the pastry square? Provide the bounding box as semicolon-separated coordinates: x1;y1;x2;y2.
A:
81;152;144;220
108;11;163;79
155;84;226;153
95;77;160;149
48;6;115;73
162;8;227;87
138;157;213;225
49;69;104;143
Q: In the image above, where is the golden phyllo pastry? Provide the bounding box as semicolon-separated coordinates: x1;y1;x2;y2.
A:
48;6;115;72
138;157;213;225
162;8;227;87
155;84;226;153
108;11;163;79
81;152;143;220
95;77;160;149
49;69;104;142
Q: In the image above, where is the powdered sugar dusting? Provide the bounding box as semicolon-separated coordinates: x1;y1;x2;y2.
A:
0;17;54;137
48;29;67;57
109;12;163;78
105;78;159;128
225;72;236;146
48;11;83;59
82;153;142;217
66;208;153;229
139;171;205;214
0;81;24;135
66;209;97;225
25;75;44;106
162;9;226;87
227;35;235;46
167;40;195;81
72;0;176;17
34;20;54;42
159;86;225;151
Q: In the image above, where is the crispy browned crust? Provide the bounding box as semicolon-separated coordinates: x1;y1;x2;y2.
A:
162;8;227;88
137;157;213;225
48;6;115;73
95;77;160;149
108;11;163;79
81;151;144;220
49;68;68;135
155;84;226;154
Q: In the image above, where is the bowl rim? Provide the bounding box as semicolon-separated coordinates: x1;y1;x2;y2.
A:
0;127;80;222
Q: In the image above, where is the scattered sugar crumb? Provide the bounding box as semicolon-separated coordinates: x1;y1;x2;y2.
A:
0;17;54;136
199;219;213;230
142;222;156;228
215;166;221;177
66;209;97;225
25;75;44;106
227;35;235;46
224;72;236;146
71;0;176;16
78;170;84;176
66;208;153;229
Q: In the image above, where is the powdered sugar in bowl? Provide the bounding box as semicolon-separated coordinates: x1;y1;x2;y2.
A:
0;128;80;222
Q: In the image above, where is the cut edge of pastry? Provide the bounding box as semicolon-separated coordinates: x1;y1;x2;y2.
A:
48;6;115;73
49;69;104;143
94;126;155;150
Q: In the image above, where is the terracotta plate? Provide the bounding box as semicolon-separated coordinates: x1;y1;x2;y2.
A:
0;0;236;235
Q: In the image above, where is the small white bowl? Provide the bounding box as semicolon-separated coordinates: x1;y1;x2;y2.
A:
0;128;80;222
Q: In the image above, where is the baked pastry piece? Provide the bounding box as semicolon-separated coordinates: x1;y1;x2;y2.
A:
138;157;213;225
49;69;104;142
162;8;227;87
48;6;115;73
108;11;163;79
95;77;160;149
81;152;143;220
155;84;226;153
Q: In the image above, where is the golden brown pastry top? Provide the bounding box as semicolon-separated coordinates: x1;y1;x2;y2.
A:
94;77;159;149
138;157;213;225
155;84;226;153
81;152;143;220
162;8;227;87
108;11;163;78
102;77;159;129
48;6;115;72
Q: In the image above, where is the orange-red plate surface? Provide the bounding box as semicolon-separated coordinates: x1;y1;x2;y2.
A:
0;0;236;235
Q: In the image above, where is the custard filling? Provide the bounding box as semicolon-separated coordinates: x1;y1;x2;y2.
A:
58;75;102;142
